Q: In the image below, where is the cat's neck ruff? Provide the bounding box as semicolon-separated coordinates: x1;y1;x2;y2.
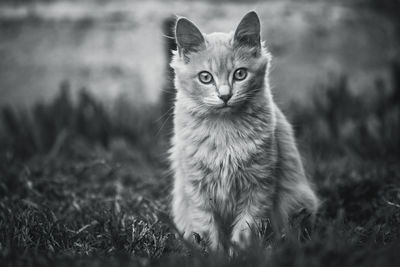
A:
173;89;277;154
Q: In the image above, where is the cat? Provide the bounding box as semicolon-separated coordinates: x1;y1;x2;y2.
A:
169;11;319;252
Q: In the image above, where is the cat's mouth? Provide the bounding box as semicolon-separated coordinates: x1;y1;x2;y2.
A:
218;104;232;110
216;104;237;114
210;102;240;113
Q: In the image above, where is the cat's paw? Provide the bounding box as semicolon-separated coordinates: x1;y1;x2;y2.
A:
191;232;203;245
289;208;315;241
230;225;253;250
183;231;200;243
182;231;210;251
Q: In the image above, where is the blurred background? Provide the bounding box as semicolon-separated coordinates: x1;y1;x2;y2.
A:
0;1;400;265
1;0;399;158
0;0;398;107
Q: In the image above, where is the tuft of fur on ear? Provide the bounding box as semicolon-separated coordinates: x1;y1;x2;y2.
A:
175;18;205;58
234;11;261;50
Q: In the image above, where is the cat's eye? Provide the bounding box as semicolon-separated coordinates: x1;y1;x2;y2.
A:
233;68;248;81
198;71;213;84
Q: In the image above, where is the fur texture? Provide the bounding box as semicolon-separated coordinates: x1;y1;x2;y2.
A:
170;11;319;251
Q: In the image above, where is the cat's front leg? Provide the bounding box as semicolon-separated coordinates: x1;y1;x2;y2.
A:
184;210;223;252
175;199;222;251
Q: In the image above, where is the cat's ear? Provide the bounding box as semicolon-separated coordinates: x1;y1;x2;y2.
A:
175;17;205;57
234;11;261;49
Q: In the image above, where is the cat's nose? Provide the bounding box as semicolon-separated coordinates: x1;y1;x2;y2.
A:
218;93;232;104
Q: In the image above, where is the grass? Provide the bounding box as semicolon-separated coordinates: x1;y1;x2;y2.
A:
1;149;400;266
1;59;400;266
1;153;400;266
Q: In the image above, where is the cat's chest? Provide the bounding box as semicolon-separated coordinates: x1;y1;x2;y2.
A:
186;126;248;162
175;115;275;217
181;120;268;182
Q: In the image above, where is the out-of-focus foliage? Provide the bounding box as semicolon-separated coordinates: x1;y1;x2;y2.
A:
0;81;166;161
291;61;400;159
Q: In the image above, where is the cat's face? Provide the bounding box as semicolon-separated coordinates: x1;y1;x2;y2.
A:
171;11;271;115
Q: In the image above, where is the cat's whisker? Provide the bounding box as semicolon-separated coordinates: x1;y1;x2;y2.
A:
162;34;176;40
159;89;176;95
156;108;175;136
155;105;175;123
233;92;261;103
203;101;223;107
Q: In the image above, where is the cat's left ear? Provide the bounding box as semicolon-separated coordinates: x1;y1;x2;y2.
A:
175;17;205;57
234;11;261;49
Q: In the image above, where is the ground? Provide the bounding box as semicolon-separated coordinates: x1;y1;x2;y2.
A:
0;78;400;266
1;139;400;267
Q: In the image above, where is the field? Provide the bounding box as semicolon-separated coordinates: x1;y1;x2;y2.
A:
1;62;400;266
1;0;400;266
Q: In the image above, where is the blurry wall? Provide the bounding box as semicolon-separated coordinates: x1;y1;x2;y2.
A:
0;0;398;108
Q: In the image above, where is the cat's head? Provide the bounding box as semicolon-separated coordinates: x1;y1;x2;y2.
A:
171;11;271;116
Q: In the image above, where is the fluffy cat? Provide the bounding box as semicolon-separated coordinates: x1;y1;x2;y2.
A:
169;11;319;252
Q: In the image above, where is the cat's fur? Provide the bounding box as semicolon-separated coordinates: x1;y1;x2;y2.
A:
169;11;319;251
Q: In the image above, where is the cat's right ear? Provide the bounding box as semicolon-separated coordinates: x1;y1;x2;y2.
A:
234;11;261;50
175;18;205;58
